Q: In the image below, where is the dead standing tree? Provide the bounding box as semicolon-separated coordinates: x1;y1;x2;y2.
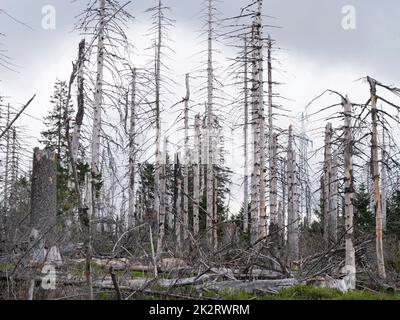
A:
287;125;299;265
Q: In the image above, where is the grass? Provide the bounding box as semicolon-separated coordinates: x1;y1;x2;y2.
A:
217;285;400;300
388;252;400;273
0;262;14;272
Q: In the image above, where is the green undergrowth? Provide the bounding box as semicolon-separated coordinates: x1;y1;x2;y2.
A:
217;285;400;300
388;252;400;273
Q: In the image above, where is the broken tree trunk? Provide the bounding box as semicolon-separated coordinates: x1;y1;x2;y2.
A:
30;148;61;265
368;77;386;280
71;39;86;161
343;96;356;290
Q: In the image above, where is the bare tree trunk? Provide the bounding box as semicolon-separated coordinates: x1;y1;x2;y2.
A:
280;159;287;243
156;137;167;258
206;0;215;249
193;114;201;236
243;35;249;234
368;77;386;280
90;0;105;220
268;37;278;233
270;133;278;228
152;0;165;258
2;104;11;233
256;0;267;239
250;23;259;243
343;95;356;289
183;74;190;241
128;68;137;228
71;39;86;160
329;152;338;243
213;176;218;251
287;125;299;264
381;127;387;231
323;123;332;246
175;153;182;252
30;148;62;265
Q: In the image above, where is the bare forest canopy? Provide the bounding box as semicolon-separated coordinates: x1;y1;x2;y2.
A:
0;0;399;301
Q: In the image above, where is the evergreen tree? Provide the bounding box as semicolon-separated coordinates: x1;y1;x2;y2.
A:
387;190;400;238
40;79;74;216
353;183;374;235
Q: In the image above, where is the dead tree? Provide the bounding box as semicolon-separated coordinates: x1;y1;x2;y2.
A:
89;0;106;221
343;96;356;290
367;77;386;280
268;37;278;233
156;137;168;257
329;152;338;243
175;153;183;252
243;35;249;234
250;23;260;244
193;114;201;237
206;0;215;249
30;148;61;264
323;123;333;245
71;39;86;161
255;0;267;239
183;74;190;242
381;127;387;231
287;125;299;264
128;68;137;228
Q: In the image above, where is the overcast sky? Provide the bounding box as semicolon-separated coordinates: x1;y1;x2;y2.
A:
1;0;399;213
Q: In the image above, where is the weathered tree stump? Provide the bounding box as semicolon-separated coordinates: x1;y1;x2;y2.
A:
30;148;61;265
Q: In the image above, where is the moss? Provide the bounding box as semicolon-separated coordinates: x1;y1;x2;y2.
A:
97;292;117;300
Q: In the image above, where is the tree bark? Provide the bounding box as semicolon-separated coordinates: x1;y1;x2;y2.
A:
193;114;201;236
256;0;267;239
71;39;86;161
343;95;356;290
206;0;215;249
243;35;249;234
368;77;386;280
128;68;137;228
183;74;190;241
90;0;105;220
287;125;299;264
